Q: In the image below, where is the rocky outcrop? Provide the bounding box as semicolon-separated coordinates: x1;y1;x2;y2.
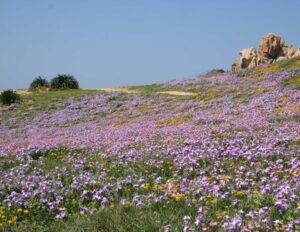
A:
232;33;300;72
259;33;284;59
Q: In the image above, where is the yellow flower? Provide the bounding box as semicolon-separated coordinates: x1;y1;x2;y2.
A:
208;176;217;183
109;204;115;209
143;183;150;190
210;199;218;205
278;96;288;104
291;170;300;175
158;184;168;190
192;198;197;203
124;201;130;208
215;211;221;217
255;87;265;93
174;194;183;202
17;208;23;213
252;189;260;195
23;209;29;214
235;191;245;197
172;188;178;193
221;175;229;182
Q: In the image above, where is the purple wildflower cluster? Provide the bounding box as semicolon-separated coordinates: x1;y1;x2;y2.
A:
0;69;299;231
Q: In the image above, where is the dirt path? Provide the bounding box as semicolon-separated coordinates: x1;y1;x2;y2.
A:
87;87;139;94
95;88;197;96
0;89;30;95
1;88;196;96
158;91;196;96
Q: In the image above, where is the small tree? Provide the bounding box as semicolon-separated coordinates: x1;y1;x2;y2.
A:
50;74;79;90
30;76;49;90
0;90;21;105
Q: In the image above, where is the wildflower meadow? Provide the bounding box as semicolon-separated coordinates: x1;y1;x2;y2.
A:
0;60;300;231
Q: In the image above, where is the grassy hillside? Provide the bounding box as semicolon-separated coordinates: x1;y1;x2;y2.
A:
0;58;300;231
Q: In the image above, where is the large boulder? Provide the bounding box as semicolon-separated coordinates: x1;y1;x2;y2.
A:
239;47;259;69
259;33;285;59
232;47;261;71
231;58;241;72
279;45;300;60
231;33;300;72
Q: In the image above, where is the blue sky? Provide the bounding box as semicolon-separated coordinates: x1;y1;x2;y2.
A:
0;0;300;89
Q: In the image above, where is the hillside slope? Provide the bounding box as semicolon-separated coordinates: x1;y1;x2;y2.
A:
0;58;299;231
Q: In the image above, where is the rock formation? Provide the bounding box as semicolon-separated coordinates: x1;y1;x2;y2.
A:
232;33;300;72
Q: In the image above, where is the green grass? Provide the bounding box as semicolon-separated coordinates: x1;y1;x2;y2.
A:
1;150;299;232
271;113;300;123
235;56;300;77
1;202;195;232
0;157;20;171
0;89;105;126
276;56;300;69
127;84;166;94
1;59;300;232
24;89;105;110
282;75;300;89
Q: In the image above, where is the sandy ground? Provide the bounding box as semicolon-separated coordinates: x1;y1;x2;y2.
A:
158;91;196;96
92;88;196;96
0;89;30;95
86;87;139;94
1;88;196;96
15;89;31;95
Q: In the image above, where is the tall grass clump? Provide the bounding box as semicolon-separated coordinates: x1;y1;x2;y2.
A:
50;74;79;90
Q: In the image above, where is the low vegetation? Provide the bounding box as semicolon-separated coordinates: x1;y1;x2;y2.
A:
29;76;50;91
50;74;79;90
0;58;299;231
0;90;20;105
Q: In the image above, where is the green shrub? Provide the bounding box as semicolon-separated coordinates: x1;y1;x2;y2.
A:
0;90;21;105
30;76;49;90
50;74;79;90
205;69;226;77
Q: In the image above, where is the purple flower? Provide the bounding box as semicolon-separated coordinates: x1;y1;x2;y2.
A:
80;206;88;215
55;210;68;219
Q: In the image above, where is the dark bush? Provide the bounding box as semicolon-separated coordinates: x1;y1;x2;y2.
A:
0;90;21;105
50;74;79;90
205;69;226;77
30;76;49;90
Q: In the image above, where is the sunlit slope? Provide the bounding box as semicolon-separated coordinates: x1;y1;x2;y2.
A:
0;57;299;231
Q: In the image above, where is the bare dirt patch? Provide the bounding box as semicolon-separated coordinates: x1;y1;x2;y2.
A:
91;87;196;96
158;91;196;96
86;87;139;94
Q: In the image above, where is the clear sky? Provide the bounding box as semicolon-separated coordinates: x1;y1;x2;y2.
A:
0;0;300;89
